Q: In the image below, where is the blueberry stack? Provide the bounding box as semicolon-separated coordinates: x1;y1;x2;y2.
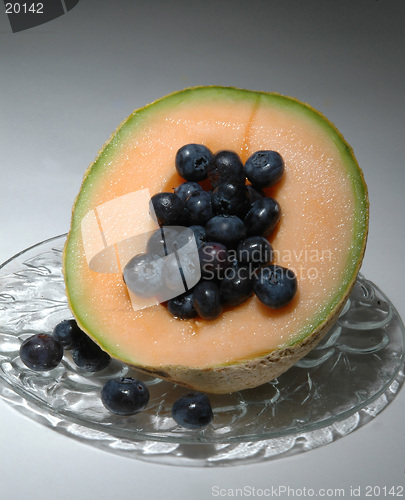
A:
19;319;112;373
125;144;297;320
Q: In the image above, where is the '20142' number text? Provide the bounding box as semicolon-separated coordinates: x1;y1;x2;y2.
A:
5;3;44;14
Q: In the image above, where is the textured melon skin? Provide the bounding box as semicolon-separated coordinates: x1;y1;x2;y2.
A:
63;86;368;394
132;286;352;393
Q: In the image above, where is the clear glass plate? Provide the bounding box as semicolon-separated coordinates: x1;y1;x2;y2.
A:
0;235;404;466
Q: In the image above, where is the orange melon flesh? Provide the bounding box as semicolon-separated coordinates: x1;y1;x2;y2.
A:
64;87;368;385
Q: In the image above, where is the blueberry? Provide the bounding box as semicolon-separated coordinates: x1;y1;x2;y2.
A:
72;335;111;372
174;181;203;203
226;252;241;273
246;184;265;203
163;249;200;292
101;377;149;415
167;290;198;319
193;281;222;320
211;182;250;217
147;228;168;257
20;334;63;371
237;236;273;269
163;256;186;291
244;198;281;237
163;227;194;253
220;264;254;307
172;392;213;429
123;253;164;297
254;265;297;308
150;192;184;226
52;319;86;349
208;150;245;188
147;227;192;257
205;215;246;248
244;150;284;187
175;144;214;181
189;225;206;249
185;190;213;225
198;242;230;280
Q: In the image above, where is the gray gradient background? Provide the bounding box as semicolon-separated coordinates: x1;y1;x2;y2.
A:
0;1;404;498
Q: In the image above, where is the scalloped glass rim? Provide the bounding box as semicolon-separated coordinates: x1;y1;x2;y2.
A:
0;234;404;464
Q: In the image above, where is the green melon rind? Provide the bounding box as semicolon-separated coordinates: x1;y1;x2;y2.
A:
64;86;368;384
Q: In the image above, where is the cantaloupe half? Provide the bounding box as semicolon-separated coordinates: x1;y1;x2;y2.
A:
63;86;368;394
